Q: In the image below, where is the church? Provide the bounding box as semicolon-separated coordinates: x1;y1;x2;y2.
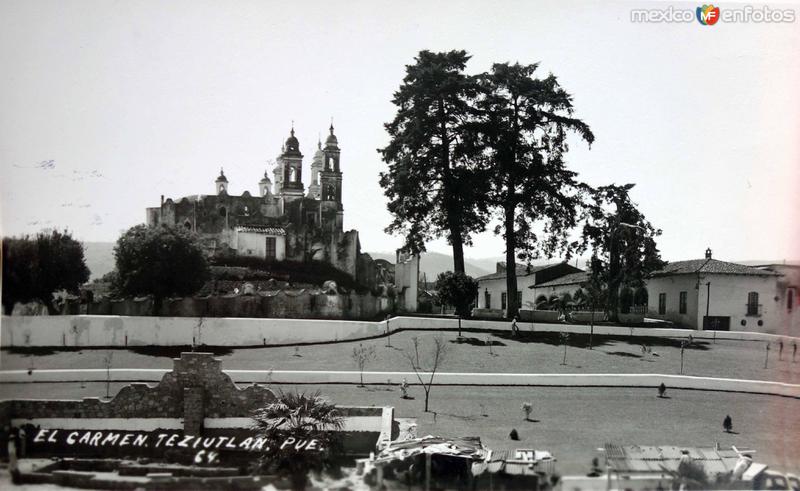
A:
146;125;379;288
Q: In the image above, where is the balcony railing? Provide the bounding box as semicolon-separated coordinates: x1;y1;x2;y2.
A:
745;303;763;317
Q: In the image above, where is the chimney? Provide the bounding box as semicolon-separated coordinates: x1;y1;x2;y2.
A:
496;262;506;273
705;247;712;259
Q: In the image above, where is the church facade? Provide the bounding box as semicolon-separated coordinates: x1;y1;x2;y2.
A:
146;125;377;287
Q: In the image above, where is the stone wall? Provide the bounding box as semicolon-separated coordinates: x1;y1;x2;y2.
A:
83;290;392;320
2;353;277;426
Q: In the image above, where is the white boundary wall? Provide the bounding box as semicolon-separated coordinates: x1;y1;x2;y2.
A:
1;369;798;398
2;315;798;348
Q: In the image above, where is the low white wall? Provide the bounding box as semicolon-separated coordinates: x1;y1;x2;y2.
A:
0;315;382;347
2;369;798;398
2;315;798;348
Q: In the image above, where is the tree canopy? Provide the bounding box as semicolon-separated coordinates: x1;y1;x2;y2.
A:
2;230;90;314
434;271;478;317
580;184;664;320
113;224;209;311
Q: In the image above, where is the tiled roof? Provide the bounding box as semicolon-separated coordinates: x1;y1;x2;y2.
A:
235;225;286;235
650;258;779;277
475;263;561;281
534;271;591;288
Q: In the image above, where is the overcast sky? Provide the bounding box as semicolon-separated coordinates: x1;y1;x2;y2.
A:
1;0;798;263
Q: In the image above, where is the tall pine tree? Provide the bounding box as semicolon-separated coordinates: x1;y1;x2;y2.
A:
473;62;594;317
379;50;488;273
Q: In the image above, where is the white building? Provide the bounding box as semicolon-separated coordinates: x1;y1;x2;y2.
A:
234;225;287;260
645;249;798;335
475;262;582;313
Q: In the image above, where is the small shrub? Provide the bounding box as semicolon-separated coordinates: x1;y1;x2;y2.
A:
521;402;532;420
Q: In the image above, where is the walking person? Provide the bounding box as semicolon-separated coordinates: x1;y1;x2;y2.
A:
511;315;520;336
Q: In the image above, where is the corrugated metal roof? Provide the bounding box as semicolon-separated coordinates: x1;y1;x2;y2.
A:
606;444;757;476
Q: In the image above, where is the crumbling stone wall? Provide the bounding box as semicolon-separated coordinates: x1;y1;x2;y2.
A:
1;353;277;432
86;290;392;319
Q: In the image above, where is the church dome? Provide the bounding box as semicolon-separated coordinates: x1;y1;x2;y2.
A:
325;124;339;148
215;168;228;182
259;170;271;183
284;128;300;154
312;140;324;167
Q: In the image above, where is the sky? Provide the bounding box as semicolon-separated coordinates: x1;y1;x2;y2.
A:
1;0;798;263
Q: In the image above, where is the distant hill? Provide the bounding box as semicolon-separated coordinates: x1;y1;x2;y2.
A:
366;251;491;281
81;243;496;283
83;242;116;280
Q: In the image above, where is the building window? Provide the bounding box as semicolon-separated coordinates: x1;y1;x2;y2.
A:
516;291;522;309
746;292;760;316
679;291;687;314
658;293;666;315
789;289;795;311
484;290;491;309
219;207;227;217
265;237;276;260
501;292;507;311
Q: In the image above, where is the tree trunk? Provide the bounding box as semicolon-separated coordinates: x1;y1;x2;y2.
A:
438;96;466;275
153;296;163;316
607;199;623;322
42;296;59;315
450;230;465;274
504;204;518;319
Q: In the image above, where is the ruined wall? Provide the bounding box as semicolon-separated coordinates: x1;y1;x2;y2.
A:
3;353;275;426
82;290;391;320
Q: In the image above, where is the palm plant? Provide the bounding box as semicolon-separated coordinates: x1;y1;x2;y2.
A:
251;390;345;490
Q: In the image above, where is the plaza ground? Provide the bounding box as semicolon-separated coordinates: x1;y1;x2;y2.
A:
3;330;799;384
3;330;799;477
1;381;798;476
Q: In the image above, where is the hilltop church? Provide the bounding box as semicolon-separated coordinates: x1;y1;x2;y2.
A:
146;125;382;288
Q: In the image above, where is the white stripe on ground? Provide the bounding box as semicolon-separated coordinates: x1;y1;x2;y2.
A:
1;369;798;397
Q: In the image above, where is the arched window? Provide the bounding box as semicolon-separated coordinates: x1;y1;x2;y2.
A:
184;221;192;230
219;206;227;217
788;289;795;311
746;292;759;316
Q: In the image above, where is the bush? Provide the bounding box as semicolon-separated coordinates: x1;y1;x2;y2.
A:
210;255;366;293
114;225;209;311
2;230;90;314
435;271;478;317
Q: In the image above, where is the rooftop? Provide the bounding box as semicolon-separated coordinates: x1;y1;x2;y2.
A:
235;225;287;235
649;258;780;277
475;262;563;281
605;443;758;477
533;271;591;288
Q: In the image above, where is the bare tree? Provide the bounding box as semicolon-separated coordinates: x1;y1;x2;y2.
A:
402;336;448;412
351;343;377;387
103;351;114;399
